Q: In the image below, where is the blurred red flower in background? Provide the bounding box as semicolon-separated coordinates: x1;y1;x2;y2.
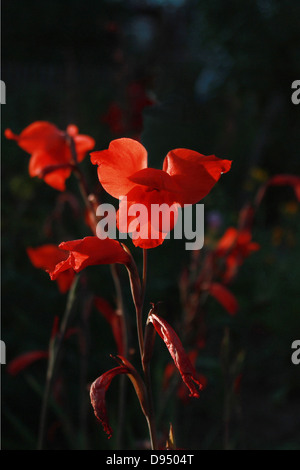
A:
94;297;125;356
5;121;95;191
27;244;75;293
215;227;260;284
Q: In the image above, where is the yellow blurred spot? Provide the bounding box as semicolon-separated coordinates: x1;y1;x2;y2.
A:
283;201;298;215
250;167;269;182
271;226;283;246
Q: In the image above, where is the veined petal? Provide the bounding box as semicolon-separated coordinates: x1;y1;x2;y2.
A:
48;237;131;280
163;148;232;205
90;138;148;198
148;312;203;397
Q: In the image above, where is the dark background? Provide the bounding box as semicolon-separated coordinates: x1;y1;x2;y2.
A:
2;0;300;450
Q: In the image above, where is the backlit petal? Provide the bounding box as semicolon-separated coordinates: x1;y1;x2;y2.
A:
48;237;131;280
27;244;75;293
163;148;232;205
90;138;148;198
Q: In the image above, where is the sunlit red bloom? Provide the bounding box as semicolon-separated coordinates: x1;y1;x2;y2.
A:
94;297;124;355
90;355;148;439
27;244;75;293
215;227;260;283
91;138;232;248
147;312;204;397
5;121;95;191
208;282;239;316
47;236;131;280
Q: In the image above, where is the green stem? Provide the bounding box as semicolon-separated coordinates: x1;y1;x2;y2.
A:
139;249;158;450
37;274;80;450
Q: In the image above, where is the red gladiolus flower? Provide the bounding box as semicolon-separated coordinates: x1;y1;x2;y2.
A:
215;227;260;284
147;312;204;397
27;244;75;293
47;236;131;280
91;138;232;249
5;121;95;191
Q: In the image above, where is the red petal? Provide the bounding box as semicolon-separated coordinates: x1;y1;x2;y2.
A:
66;124;78;137
55;270;76;293
129;168;180;193
163;149;232;205
6;121;64;155
27;245;75;293
215;227;238;254
73;134;95;162
163;349;207;402
48;237;131;280
27;245;68;270
90;138;148;198
117;185;178;249
208;282;239;316
7;351;49;375
148;312;203;397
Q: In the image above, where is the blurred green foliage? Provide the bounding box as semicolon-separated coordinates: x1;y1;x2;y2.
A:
2;0;300;450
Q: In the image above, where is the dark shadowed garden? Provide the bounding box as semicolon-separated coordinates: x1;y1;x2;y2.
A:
2;0;300;451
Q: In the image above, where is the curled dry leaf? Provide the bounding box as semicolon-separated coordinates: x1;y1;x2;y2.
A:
90;355;148;439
